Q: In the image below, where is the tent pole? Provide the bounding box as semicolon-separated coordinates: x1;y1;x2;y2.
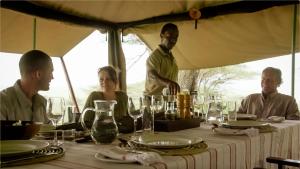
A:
33;18;36;49
107;29;127;92
60;57;80;113
291;4;298;97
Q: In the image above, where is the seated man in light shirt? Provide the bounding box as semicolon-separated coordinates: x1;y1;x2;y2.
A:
0;50;54;123
237;67;299;120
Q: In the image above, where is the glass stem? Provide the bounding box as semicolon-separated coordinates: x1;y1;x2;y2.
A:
133;119;137;136
54;130;58;145
152;110;155;133
53;121;58;145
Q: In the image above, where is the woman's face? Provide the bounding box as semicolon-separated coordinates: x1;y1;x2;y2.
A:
99;71;116;92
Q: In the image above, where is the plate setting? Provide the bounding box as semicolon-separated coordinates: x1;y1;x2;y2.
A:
0;140;49;157
131;134;203;149
220;120;270;129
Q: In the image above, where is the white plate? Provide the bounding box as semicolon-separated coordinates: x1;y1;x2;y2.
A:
0;140;49;157
220;120;269;129
95;152;136;164
131;134;203;149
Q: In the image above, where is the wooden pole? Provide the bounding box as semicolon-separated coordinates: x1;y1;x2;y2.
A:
291;4;298;97
60;57;80;113
33;18;36;49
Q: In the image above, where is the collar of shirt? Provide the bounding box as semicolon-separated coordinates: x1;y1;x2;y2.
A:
14;80;45;112
158;45;174;59
260;91;278;101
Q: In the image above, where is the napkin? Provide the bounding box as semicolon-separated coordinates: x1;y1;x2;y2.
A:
98;146;163;166
214;127;259;137
267;116;285;123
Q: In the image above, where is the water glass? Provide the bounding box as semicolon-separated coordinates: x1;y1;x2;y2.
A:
227;101;237;121
147;95;164;133
66;106;80;123
63;129;76;141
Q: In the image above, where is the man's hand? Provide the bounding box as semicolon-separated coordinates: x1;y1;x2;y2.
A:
167;81;180;95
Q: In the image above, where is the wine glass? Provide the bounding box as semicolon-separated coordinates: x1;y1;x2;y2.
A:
202;101;210;123
128;96;145;138
150;95;164;132
151;95;164;113
193;94;204;118
47;97;65;145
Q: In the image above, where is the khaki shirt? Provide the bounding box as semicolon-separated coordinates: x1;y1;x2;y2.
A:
237;92;300;120
0;80;50;123
144;46;178;96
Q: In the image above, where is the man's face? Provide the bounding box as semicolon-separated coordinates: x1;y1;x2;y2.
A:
261;70;279;95
37;61;54;91
160;29;179;50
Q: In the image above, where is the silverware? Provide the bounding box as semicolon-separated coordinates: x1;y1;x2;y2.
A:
0;146;65;167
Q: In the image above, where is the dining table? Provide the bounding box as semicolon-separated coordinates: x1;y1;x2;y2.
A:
3;120;300;169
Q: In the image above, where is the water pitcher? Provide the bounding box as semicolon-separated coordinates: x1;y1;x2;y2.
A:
81;100;118;144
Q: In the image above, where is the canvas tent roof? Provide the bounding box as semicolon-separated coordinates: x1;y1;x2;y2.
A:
0;0;299;69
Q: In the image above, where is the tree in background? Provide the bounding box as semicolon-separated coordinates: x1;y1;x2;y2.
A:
178;65;257;100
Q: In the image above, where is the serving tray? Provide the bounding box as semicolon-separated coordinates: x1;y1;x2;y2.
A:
154;118;202;132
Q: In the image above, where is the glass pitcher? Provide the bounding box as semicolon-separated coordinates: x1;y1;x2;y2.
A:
81;100;118;144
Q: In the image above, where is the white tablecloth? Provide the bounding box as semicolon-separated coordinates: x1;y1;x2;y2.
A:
5;120;300;169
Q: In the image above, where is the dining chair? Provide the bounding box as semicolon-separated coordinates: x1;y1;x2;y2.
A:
266;156;300;169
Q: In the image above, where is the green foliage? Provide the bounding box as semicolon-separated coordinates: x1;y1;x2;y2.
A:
127;81;145;97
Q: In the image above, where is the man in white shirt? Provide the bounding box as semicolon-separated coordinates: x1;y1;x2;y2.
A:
0;50;54;123
237;67;299;120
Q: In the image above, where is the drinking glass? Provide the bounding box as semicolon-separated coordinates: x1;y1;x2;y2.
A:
219;101;228;123
207;95;222;123
193;94;206;118
46;97;65;145
128;96;145;138
202;101;210;123
226;101;237;121
149;95;164;132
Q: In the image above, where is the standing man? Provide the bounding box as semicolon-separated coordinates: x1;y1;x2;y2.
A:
237;67;299;120
0;50;54;123
144;23;180;96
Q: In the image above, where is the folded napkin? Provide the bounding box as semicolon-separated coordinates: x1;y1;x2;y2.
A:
267;116;285;123
214;127;259;137
98;146;163;166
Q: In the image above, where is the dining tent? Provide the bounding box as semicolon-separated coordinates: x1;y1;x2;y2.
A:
1;0;299;109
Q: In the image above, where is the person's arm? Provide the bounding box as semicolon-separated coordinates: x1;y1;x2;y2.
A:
81;92;97;128
83;92;96;110
147;68;180;95
286;98;300;120
236;96;250;114
0;93;8;120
